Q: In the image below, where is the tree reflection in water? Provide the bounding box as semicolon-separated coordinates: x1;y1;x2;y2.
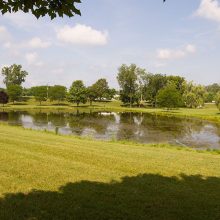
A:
0;110;219;149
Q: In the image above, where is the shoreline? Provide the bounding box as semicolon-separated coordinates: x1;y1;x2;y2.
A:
0;103;220;124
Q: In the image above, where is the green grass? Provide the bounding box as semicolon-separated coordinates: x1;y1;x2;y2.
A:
1;99;220;123
0;124;220;219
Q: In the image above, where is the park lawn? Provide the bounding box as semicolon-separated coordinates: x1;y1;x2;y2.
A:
0;124;220;219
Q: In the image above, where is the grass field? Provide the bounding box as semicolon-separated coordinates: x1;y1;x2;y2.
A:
1;99;220;123
0;124;220;219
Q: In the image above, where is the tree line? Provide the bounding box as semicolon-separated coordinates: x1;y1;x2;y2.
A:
0;64;220;111
117;64;220;110
0;64;116;106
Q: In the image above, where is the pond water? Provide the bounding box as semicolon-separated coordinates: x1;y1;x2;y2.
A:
0;110;220;150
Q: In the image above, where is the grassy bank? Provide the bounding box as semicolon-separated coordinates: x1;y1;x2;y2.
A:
1;100;220;123
0;124;220;219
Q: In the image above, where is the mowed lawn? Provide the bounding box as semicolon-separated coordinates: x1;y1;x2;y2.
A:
0;124;220;219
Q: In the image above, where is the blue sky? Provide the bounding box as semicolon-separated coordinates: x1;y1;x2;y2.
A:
0;0;220;88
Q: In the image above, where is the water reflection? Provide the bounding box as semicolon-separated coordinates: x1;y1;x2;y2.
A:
0;110;219;150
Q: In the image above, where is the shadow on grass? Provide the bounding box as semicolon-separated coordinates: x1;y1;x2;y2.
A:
0;174;220;220
51;103;70;106
161;110;180;114
12;103;28;106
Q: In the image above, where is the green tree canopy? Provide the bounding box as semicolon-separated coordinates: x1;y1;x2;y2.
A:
183;82;206;108
156;83;182;109
0;91;9;106
143;73;167;107
205;83;220;103
68;80;87;107
87;86;98;106
117;64;139;107
92;79;110;101
7;84;23;103
48;85;67;103
1;64;28;87
0;0;81;19
31;86;48;105
215;92;220;111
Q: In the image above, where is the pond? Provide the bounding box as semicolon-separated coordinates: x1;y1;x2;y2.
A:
0;110;219;150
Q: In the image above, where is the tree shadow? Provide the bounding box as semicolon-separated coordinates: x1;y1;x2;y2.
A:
51;103;70;106
0;174;220;220
161;110;180;114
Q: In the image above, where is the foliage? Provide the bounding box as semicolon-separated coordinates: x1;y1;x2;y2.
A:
87;86;97;106
183;82;206;108
156;83;182;109
68;80;87;106
166;76;186;95
48;85;67;103
22;88;33;96
142;73;167;107
0;0;81;19
215;92;220;111
117;64;139;107
31;86;48;105
1;64;28;87
0;91;9;106
205;83;220;103
106;88;117;100
7;85;22;103
92;79;110;101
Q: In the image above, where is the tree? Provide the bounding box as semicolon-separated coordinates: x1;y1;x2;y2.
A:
87;86;98;106
1;64;28;87
183;82;206;108
156;83;182;109
105;88;117;100
92;79;110;101
205;83;220;103
0;0;81;19
48;85;67;103
215;92;220;111
117;64;139;107
68;80;87;107
0;91;9;106
31;86;48;105
166;76;186;95
143;73;167;107
7;85;23;103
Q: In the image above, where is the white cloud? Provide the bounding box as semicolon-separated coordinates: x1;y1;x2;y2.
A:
0;26;11;42
185;44;196;53
195;0;220;23
56;24;108;46
27;37;51;49
25;52;43;66
4;12;39;28
157;44;197;60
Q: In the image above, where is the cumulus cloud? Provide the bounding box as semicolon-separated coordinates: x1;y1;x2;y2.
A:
56;24;108;46
25;52;43;66
195;0;220;23
157;44;196;60
27;37;51;49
